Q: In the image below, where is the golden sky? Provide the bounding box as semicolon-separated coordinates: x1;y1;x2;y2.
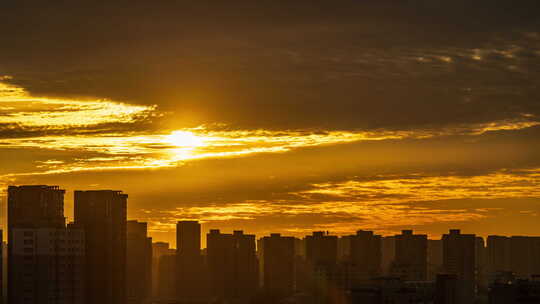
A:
1;1;539;247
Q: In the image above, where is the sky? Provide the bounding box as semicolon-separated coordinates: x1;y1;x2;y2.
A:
1;0;539;247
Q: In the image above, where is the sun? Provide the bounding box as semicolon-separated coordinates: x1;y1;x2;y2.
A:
165;130;205;148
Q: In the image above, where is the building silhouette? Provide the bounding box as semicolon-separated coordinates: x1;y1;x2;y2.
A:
392;230;427;281
487;235;512;279
8;183;540;304
10;227;85;304
348;230;382;286
207;229;258;303
150;242;177;302
158;251;178;301
7;185;65;230
305;231;338;268
509;236;540;280
176;221;207;303
304;231;340;303
151;242;170;299
442;229;476;304
74;190;128;304
486;235;540;283
258;233;295;296
126;220;152;304
7;185;85;304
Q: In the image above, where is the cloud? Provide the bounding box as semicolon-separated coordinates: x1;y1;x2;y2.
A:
120;168;540;238
0;118;538;175
0;80;157;130
295;169;540;204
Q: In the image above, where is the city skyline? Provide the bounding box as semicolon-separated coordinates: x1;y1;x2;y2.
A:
3;183;540;248
3;184;540;304
3;184;540;249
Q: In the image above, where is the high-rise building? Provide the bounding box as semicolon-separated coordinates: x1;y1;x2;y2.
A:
305;231;338;267
177;221;200;256
157;249;177;301
156;249;178;303
392;230;427;281
487;235;511;277
7;185;65;230
442;229;476;304
207;230;258;302
348;230;382;285
176;221;207;302
304;231;340;303
74;190;128;304
259;233;295;295
126;220;152;304
487;235;540;282
10;227;85;304
207;229;234;300
152;242;171;299
7;185;85;304
508;236;540;279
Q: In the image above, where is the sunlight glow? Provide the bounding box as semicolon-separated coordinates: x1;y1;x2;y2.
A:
1;77;539;175
164;131;206;148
